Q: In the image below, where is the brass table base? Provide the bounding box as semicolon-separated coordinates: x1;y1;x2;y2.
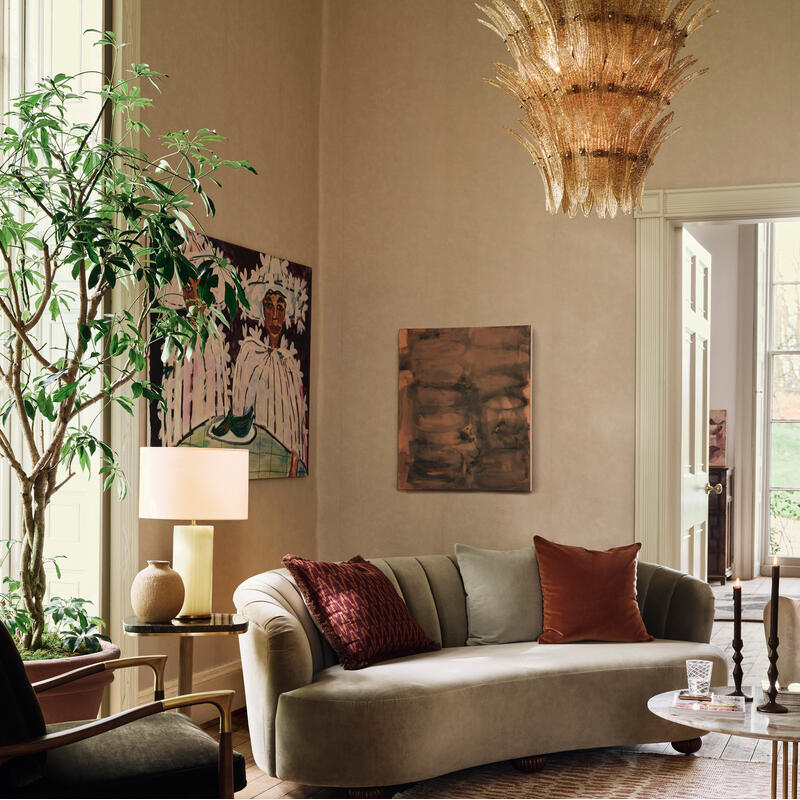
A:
771;740;799;799
123;613;248;717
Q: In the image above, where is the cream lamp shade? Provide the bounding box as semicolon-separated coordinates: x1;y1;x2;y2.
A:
138;447;249;618
139;446;249;521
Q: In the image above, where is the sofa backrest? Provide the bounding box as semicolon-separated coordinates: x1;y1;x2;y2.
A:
257;555;713;674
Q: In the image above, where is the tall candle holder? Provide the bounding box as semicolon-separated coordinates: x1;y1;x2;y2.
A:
727;578;752;702
758;557;787;714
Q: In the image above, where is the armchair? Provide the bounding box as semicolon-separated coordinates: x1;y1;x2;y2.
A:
0;623;246;798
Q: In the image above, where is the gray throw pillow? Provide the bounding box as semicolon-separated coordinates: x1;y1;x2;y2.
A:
455;543;543;645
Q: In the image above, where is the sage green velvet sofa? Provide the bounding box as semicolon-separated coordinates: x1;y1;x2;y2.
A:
234;555;727;792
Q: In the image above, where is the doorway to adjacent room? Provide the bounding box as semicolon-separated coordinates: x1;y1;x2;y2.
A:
635;185;800;581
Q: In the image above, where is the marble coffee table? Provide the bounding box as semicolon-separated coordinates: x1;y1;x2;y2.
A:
649;687;800;799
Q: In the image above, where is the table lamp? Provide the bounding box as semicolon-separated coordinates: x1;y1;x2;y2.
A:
139;446;249;618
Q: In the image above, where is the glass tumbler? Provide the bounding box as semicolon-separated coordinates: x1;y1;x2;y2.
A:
686;659;714;696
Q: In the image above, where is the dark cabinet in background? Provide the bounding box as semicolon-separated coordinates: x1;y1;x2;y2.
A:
708;466;734;584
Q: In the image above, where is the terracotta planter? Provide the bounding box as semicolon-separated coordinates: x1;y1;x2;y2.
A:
23;639;121;723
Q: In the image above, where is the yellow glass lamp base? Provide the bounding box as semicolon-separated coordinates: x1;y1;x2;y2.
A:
172;523;214;619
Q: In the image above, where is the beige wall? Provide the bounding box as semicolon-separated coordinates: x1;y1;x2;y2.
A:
315;0;800;560
131;0;800;690
136;0;321;688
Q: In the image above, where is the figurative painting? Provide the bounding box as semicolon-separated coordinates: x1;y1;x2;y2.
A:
709;409;727;468
398;325;531;492
148;232;312;479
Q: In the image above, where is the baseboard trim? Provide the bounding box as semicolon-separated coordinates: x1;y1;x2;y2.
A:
138;659;245;724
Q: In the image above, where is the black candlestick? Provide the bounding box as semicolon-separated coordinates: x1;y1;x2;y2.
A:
728;580;752;702
758;559;787;714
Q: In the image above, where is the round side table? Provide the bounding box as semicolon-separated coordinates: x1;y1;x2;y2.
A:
123;613;248;712
649;686;800;799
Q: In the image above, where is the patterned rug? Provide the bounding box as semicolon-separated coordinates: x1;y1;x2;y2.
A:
395;749;772;798
714;593;769;622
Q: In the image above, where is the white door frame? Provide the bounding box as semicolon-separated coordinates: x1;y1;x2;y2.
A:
635;184;800;575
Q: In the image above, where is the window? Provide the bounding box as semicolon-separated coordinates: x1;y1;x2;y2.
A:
765;221;800;559
1;0;104;613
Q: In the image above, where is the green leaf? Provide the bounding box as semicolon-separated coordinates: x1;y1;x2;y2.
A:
23;398;36;422
225;282;237;321
35;388;56;422
53;382;78;402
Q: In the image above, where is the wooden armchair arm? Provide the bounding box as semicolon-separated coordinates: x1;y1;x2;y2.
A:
33;655;168;701
0;689;236;798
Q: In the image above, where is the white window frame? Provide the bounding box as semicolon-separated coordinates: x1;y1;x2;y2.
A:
0;0;24;585
1;0;142;713
760;222;800;565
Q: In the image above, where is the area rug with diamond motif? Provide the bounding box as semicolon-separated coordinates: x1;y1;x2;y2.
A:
394;749;771;798
714;593;770;622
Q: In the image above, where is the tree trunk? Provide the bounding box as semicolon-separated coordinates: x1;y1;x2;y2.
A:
20;474;49;650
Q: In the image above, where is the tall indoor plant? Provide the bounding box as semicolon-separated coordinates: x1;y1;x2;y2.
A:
0;31;252;652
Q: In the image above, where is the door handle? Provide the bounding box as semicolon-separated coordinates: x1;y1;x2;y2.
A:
705;483;723;495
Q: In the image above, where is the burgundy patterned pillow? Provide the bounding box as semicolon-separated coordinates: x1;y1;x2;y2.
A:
282;554;441;669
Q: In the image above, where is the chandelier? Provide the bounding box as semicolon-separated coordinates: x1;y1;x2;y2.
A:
477;0;715;218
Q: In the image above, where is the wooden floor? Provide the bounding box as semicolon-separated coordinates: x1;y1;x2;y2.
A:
204;577;799;799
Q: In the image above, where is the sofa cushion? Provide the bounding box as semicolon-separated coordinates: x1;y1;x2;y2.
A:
455;543;542;645
27;712;246;798
275;639;728;788
534;536;652;644
283;554;440;669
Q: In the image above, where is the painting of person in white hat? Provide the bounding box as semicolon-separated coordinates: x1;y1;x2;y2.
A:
155;233;231;447
210;254;309;476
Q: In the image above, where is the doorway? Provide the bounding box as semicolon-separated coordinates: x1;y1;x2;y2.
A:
634;184;800;581
682;222;759;583
679;219;800;580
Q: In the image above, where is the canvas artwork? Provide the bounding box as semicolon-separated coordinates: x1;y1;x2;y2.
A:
709;409;727;468
398;325;531;492
148;232;312;479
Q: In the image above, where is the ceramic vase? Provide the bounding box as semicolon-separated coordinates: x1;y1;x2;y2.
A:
131;560;185;622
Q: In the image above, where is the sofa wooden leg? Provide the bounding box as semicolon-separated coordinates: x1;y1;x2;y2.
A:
348;788;390;799
672;738;702;755
512;754;547;772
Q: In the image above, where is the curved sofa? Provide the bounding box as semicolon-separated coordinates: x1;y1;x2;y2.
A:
234;555;727;791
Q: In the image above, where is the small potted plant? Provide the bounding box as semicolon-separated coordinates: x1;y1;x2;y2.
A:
0;28;251;715
1;543;119;721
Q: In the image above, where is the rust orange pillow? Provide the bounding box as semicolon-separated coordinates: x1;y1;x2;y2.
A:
532;536;652;644
282;554;440;669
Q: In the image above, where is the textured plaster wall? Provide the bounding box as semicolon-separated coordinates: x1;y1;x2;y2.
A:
315;0;800;560
131;0;800;694
136;0;321;685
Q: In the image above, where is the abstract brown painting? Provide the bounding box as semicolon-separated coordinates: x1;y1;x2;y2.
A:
398;325;531;492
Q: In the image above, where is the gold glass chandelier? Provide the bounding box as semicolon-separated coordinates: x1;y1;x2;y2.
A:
477;0;715;218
